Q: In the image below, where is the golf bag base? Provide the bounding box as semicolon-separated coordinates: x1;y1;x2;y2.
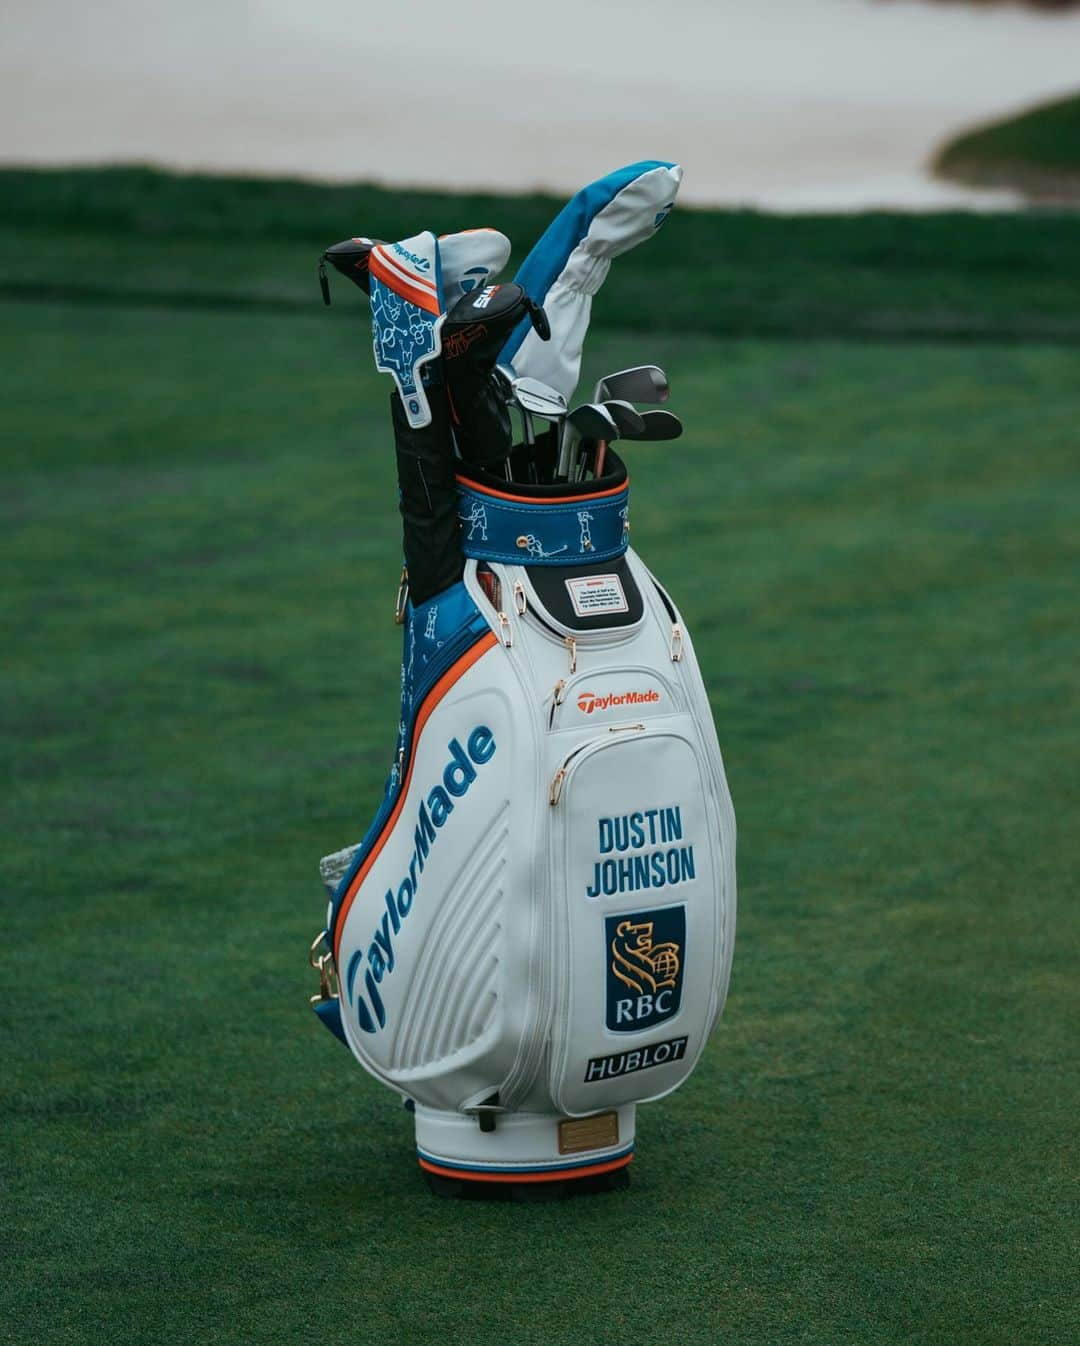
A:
424;1161;632;1202
415;1102;636;1188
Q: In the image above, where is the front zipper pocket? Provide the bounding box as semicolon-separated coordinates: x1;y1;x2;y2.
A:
546;723;731;1117
515;580;646;652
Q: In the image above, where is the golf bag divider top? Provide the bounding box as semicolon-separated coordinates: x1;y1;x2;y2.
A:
315;455;736;1186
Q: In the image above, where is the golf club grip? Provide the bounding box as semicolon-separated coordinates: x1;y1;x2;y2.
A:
391;390;464;604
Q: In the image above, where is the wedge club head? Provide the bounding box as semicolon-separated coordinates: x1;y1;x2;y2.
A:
621;409;683;441
600;399;646;438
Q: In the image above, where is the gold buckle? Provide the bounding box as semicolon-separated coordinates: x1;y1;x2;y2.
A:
308;933;339;1005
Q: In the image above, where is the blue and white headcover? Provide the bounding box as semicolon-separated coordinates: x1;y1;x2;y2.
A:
500;161;683;400
440;228;512;310
367;229;513;428
369;232;445;428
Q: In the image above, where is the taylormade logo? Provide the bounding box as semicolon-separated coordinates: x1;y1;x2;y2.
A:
577;689;660;715
391;242;431;272
344;726;496;1035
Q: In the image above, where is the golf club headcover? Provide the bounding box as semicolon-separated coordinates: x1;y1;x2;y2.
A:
321;229;510;308
369;233;445;428
443;282;550;469
439;228;512;310
500;161;683;400
321;236;378;300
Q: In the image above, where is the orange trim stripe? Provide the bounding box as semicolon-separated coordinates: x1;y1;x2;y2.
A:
369;249;441;316
418;1152;633;1184
455;475;629;505
370;244;438;294
366;257;433;305
332;631;498;960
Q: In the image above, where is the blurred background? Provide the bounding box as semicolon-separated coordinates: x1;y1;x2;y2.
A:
3;0;1080;207
2;4;1077;1345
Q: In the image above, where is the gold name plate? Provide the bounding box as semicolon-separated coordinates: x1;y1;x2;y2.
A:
558;1111;619;1155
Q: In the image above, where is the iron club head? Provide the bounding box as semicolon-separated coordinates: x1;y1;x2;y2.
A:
511;377;568;422
593;364;669;406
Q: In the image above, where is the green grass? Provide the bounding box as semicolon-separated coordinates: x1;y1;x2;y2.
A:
1;179;1078;1345
3;166;1080;340
935;91;1080;200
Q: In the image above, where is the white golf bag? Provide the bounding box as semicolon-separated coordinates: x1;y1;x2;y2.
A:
311;465;736;1187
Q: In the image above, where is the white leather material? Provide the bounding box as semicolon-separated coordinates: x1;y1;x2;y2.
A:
331;548;736;1165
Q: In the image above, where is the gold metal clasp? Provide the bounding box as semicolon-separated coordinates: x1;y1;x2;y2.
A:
497;611;513;647
308;933;339;1005
566;635;577;674
395;567;409;625
670;624;684;662
549;767;567;806
513;581;527;616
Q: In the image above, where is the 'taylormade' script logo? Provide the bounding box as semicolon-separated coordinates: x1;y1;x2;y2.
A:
576;689;660;715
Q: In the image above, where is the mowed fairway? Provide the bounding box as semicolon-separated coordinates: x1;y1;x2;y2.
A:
2;287;1077;1344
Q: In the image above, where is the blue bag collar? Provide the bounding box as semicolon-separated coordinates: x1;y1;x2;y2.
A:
456;475;630;566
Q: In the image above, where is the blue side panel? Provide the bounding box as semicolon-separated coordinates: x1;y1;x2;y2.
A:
326;580;490;944
500;160;677;367
313;997;349;1046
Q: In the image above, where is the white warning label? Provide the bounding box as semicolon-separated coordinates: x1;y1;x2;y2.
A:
565;574;629;617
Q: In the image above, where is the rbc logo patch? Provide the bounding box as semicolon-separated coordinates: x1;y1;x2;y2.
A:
605;906;685;1032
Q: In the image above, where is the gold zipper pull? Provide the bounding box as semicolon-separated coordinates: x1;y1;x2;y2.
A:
395;566;409;625
566;635;577;673
308;934;339;1005
497;611;513;647
549;767;567;806
670;624;684;662
548;679;566;729
513;581;527;616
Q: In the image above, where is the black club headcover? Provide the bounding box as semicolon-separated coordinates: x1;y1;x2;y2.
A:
319;237;383;304
442;283;549;470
